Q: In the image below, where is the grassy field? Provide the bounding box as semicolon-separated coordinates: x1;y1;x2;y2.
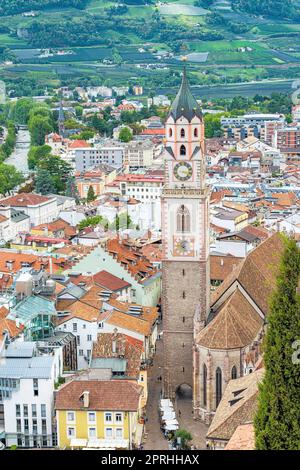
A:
1;0;300;97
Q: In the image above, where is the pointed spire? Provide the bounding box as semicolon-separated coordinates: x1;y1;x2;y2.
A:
58;99;65;123
58;96;65;137
169;66;202;122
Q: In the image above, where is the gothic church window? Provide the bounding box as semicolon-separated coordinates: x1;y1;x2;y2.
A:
177;205;190;233
169;128;173;137
194;128;198;137
231;366;237;379
180;128;185;138
180;145;186;156
203;364;207;407
216;367;222;407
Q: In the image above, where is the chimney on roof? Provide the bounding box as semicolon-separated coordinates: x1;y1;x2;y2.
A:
82;391;90;408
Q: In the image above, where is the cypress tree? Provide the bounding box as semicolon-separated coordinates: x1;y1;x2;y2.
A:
65;175;80;203
86;185;96;202
254;235;300;450
35;168;54;195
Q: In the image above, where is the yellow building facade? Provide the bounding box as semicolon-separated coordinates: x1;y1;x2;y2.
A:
57;409;139;449
55;380;143;449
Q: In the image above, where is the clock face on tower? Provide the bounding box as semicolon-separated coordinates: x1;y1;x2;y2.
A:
173;161;193;182
173;236;194;257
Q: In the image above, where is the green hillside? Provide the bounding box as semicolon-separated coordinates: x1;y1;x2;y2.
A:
1;0;300;97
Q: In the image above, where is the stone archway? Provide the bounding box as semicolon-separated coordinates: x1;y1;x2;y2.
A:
176;383;193;400
175;383;193;421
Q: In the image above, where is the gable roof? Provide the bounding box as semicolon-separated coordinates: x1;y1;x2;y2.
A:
225;423;255;450
92;332;143;377
0;193;54;207
197;290;263;350
211;233;285;316
0;307;24;339
210;254;243;282
93;270;131;291
207;369;264;441
55;380;142;411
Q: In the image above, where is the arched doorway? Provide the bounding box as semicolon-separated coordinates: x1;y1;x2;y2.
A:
176;384;192;400
175;384;193;424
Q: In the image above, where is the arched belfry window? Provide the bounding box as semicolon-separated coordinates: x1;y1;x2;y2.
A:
194;128;198;137
180;145;186;156
231;366;237;380
180;128;185;138
203;364;207;407
216;367;222;407
169;128;173;137
177;205;190;233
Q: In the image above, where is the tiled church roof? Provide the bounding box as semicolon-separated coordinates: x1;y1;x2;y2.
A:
197;233;285;351
211;232;285;316
207;369;264;441
197;290;263;349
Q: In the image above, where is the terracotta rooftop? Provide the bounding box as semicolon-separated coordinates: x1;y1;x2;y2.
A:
92;332;143;378
0;307;24;339
0;193;54;207
210;254;243;283
207;369;264;441
106;238;159;283
0;214;8;223
197;290;263;349
225;423;255;450
68;140;91;149
32;219;76;238
93;270;131;291
55;380;142;411
272;192;298;208
242;224;270;241
211;233;285;316
0;252;64;274
141;128;165;136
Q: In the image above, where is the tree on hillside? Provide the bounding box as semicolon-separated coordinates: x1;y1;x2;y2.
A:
28;145;52;170
12;98;35;124
0;163;23;195
28;115;53;146
204;113;223;138
86;185;97;203
119;127;133;143
37;154;72;193
254;236;300;450
35;168;55;195
65;175;80;203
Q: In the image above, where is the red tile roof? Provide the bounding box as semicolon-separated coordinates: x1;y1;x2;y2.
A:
0;308;24;339
0;193;53;207
92;332;143;377
141;128;165;136
55;380;142;411
0;252;68;274
0;214;8;223
68;140;91;149
93;270;131;291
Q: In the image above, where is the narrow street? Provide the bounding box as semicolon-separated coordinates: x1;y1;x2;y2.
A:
143;328;208;450
143;330;169;450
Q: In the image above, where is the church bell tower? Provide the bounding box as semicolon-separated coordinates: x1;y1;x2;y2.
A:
162;67;210;399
